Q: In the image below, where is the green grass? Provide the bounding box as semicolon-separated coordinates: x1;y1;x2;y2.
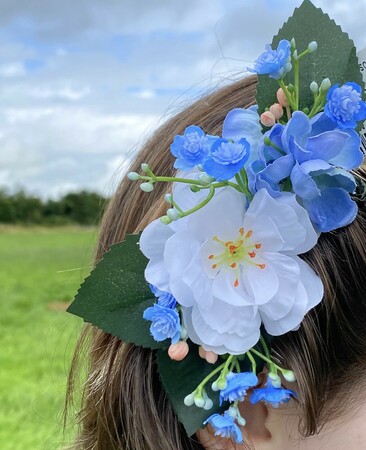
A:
0;226;97;450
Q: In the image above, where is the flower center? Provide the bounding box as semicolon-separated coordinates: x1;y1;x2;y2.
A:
208;227;265;288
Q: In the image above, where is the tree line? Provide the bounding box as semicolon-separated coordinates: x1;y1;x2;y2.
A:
0;189;108;225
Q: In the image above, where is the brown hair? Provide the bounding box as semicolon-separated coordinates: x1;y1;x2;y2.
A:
65;75;366;449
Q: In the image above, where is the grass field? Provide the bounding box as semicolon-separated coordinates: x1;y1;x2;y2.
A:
0;227;97;450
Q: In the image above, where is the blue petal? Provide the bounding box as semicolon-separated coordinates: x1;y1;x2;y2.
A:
327;130;363;169
290;163;320;200
305;130;355;165
184;125;204;137
302;187;358;232
281;111;311;153
203;157;247;181
354;100;366;121
310;112;337;135
222;107;261;141
173;157;197;170
170;135;185;157
260;154;294;183
312;167;356;192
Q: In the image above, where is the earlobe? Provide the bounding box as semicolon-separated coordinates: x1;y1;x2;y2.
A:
239;399;272;446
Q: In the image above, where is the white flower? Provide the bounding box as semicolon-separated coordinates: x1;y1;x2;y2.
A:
140;187;323;354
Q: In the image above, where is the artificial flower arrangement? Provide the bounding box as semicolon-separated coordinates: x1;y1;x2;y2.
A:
68;0;366;443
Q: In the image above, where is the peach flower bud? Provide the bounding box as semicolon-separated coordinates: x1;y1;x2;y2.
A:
276;88;289;107
168;341;189;361
205;351;218;365
198;345;206;359
260;111;276;127
269;103;284;120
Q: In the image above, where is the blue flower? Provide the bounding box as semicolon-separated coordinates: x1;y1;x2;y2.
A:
170;125;217;170
250;40;292;80
222;106;263;163
248;111;364;232
324;82;366;129
219;372;258;405
204;412;243;443
250;381;297;408
203;138;250;181
143;304;181;344
149;284;177;308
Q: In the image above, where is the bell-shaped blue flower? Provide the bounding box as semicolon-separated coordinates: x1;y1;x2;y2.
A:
204;412;243;443
250;380;297;408
149;284;177;308
324;82;366;129
219;372;258;405
143;304;181;343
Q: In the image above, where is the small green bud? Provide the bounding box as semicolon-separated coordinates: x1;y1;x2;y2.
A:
127;172;140;181
180;326;188;340
228;406;237;417
292;50;298;60
310;81;319;94
190;185;200;193
308;41;318;53
268;372;281;388
203;398;213;410
302;107;310;115
184;392;195;406
164;193;173;204
217;378;227;390
141;163;150;173
287;83;294;93
140;182;154;192
167;208;180;221
160;215;172;225
211;381;219;392
194;394;205;408
198;173;215;185
282;369;296;382
263;136;272;147
290;38;296;49
320;78;331;92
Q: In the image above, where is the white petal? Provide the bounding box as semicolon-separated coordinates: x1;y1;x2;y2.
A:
164;230;201;277
241;258;279;305
295;256;324;310
258;254;300;320
139;219;174;259
169;277;195;307
144;260;170;292
244;213;285;252
212;269;253;306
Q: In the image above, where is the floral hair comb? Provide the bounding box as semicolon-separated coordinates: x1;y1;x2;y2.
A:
68;0;366;443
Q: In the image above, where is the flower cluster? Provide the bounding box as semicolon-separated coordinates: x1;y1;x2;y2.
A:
129;34;365;444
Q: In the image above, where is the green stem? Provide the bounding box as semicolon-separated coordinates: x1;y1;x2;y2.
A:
195;181;242;193
250;348;282;372
239;168;253;201
259;336;271;359
178;186;215;218
246;351;257;373
139;175;208;186
278;79;296;110
293;58;300;110
196;362;226;394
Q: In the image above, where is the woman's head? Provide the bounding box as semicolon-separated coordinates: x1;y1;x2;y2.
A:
66;75;366;449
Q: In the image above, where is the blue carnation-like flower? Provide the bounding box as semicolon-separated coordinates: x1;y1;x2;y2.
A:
143;304;181;343
250;381;297;408
248;111;364;232
170;125;217;170
324;82;366;129
203;138;250;181
204;412;243;443
250;40;292;80
219;372;258;405
149;284;177;308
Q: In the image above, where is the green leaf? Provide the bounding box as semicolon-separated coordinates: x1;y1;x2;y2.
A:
67;234;165;349
256;0;364;113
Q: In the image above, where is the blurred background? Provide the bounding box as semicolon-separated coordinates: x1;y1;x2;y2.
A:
0;1;365;449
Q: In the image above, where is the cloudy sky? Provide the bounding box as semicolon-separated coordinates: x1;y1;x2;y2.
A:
1;0;366;198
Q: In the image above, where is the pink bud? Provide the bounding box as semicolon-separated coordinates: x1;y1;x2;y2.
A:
198;346;207;360
168;341;189;361
269;103;284;120
260;111;276;127
276;88;289;107
205;351;218;365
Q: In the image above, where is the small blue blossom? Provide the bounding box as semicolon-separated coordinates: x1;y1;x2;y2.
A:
203;138;250;181
149;285;177;308
170;125;217;170
324;82;366;129
204;412;243;443
219;372;258;405
250;380;297;408
248;111;364;232
143;304;181;344
250;40;292;80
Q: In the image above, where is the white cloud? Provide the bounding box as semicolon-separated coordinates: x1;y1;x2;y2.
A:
0;62;26;78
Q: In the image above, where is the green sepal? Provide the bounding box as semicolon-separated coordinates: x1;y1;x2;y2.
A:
157;343;266;437
256;0;364;114
67;234;167;350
